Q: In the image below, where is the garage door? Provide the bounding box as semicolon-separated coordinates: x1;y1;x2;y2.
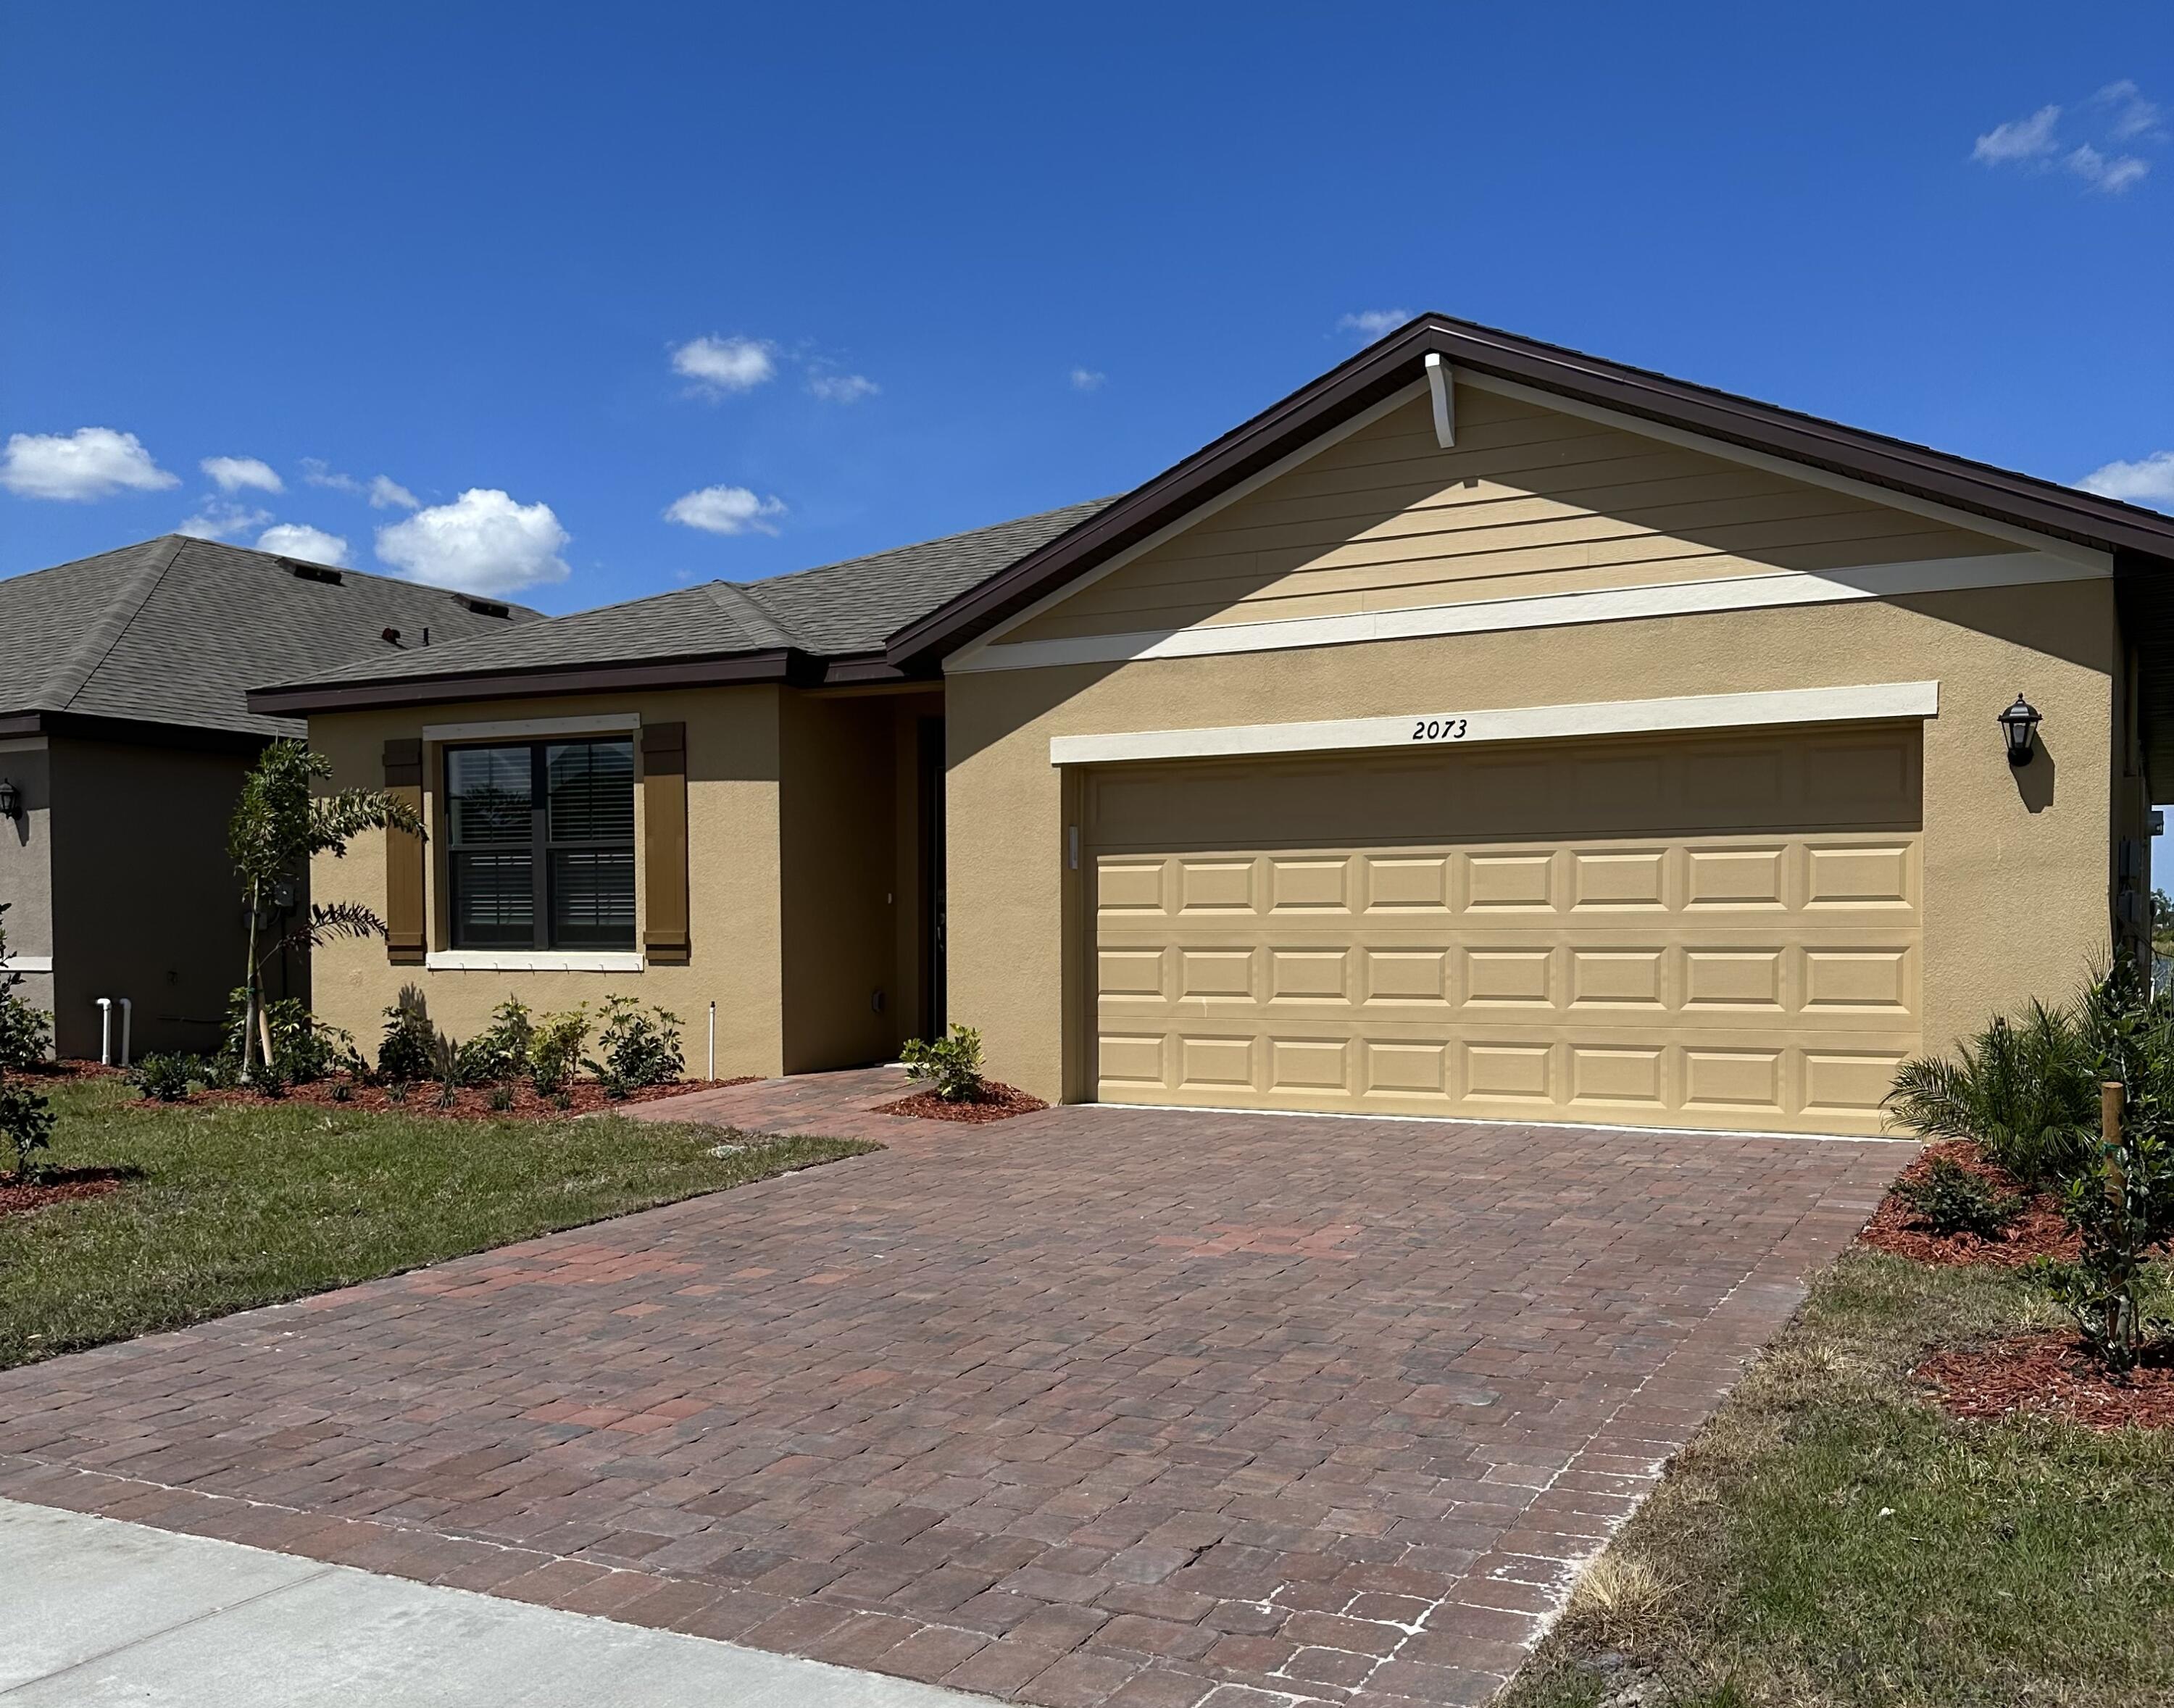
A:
1088;723;1921;1136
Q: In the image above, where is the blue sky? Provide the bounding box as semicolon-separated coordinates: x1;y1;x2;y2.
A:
4;2;2170;619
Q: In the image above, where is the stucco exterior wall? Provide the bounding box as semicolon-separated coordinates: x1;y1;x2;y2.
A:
945;580;2120;1107
46;736;272;1059
309;687;789;1077
0;737;54;1034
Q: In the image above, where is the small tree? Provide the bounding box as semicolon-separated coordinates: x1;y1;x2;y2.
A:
229;741;420;1083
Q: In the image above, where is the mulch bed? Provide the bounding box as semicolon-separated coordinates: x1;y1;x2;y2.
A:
0;1167;133;1218
1859;1139;2078;1268
1918;1331;2174;1430
186;1075;759;1122
876;1080;1048;1123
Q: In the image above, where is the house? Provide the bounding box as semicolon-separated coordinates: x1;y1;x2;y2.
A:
251;315;2174;1136
0;535;541;1058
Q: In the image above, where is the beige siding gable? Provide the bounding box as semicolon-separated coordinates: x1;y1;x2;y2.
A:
1003;388;2024;646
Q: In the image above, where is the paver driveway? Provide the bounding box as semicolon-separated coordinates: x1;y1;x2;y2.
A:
0;1072;1905;1708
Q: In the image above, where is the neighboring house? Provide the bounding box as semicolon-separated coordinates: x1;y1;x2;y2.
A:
0;536;540;1058
254;314;2174;1137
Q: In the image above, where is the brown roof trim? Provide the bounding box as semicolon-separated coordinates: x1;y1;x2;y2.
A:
247;649;812;716
886;312;2174;670
0;709;275;754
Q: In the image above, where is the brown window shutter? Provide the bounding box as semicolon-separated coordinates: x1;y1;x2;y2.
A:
382;738;425;965
641;722;690;963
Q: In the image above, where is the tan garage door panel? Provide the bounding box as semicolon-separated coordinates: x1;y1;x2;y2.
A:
1088;725;1921;1135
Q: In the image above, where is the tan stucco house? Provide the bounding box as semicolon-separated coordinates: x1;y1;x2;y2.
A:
0;535;538;1057
251;315;2174;1136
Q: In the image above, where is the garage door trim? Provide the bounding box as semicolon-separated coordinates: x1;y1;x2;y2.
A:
1052;680;1938;768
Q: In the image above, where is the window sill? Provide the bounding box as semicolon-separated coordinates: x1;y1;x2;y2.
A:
423;951;644;974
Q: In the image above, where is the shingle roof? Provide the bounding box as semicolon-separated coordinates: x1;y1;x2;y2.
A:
0;535;544;739
262;499;1113;696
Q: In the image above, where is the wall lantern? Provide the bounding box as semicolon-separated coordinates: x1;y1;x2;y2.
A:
0;778;17;820
1997;694;2042;767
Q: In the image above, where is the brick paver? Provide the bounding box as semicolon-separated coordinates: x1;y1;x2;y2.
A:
0;1070;1906;1706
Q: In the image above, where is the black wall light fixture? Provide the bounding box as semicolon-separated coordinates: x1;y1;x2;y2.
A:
1998;694;2041;767
0;778;18;820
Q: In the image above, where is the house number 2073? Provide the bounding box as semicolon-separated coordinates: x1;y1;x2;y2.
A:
1411;717;1468;741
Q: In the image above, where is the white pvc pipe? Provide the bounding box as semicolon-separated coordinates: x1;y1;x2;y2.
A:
97;997;112;1066
707;1001;715;1081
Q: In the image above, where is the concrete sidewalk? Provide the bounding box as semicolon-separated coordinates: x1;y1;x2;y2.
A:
0;1498;981;1706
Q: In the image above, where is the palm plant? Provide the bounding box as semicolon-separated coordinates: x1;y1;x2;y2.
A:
1886;964;2174;1186
228;741;420;1083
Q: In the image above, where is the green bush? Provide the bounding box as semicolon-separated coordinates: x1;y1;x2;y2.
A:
1894;1157;2020;1238
130;1053;200;1103
376;985;436;1084
1885;967;2173;1186
899;1023;986;1102
584;995;683;1097
224;991;351;1086
0;1079;54;1180
462;997;536;1085
430;1030;463;1109
2036;1110;2174;1371
0;901;53;1072
528;1007;588;1094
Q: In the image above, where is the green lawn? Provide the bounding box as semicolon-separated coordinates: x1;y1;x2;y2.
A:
1504;1253;2174;1708
1;1073;874;1370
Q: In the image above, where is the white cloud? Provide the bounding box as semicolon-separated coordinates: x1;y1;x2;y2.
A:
1974;104;2062;163
1336;309;1412;340
2078;450;2174;509
665;484;786;536
301;458;362;494
257;522;350;565
368;474;419;510
2095;79;2164;143
807;372;879;403
0;427;178;501
199;455;283;495
671;336;776;394
177;501;274;541
2066;143;2150;193
1070;367;1107;392
1974;88;2160;193
376;489;571;594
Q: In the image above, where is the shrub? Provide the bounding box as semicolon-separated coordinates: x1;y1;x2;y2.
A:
462;998;536;1085
224;991;351;1086
899;1023;986;1102
528;1007;589;1094
377;985;437;1084
1;1079;54;1180
584;995;684;1097
430;1030;463;1109
130;1053;199;1103
0;900;53;1072
1894;1157;2020;1238
2036;1104;2174;1371
1885;967;2173;1186
487;1085;515;1113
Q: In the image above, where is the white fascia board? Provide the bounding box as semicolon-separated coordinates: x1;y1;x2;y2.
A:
1;955;52;973
423;951;645;973
1457;370;2114;570
1048;680;1939;767
945;380;1432;667
422;713;641;743
957;549;2094;677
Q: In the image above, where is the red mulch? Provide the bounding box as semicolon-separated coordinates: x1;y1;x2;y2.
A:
188;1075;759;1122
0;1167;132;1217
876;1080;1048;1123
1858;1140;2078;1268
1918;1331;2174;1430
11;1060;123;1083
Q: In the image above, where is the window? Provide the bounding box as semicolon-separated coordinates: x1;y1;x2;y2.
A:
446;739;636;950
